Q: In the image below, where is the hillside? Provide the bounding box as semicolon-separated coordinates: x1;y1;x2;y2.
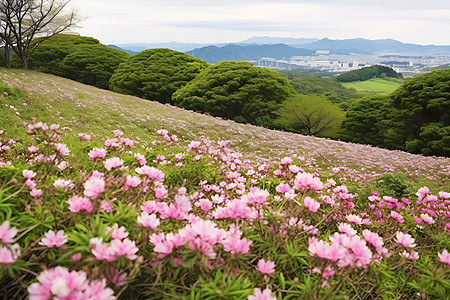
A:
0;69;448;188
186;44;314;64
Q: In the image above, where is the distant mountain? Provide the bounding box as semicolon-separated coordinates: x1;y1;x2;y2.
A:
186;44;315;64
115;42;227;53
240;36;319;45
302;38;450;55
107;44;138;55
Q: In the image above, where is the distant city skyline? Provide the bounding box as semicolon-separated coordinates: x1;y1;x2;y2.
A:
70;0;450;45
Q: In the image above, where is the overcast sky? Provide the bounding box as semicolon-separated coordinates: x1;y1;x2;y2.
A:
69;0;450;45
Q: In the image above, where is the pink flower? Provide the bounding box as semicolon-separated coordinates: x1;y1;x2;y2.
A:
104;157;123;171
88;148;107;160
135;166;164;181
243;187;269;204
55;143;70;155
439;191;450;199
71;253;82;261
53;179;73;190
0;221;18;243
0;244;20;264
420;213;435;224
27;267;115;300
389;211;405;223
346;214;363;225
113;129;124;137
23;169;36;179
30;188;43;198
124;175;142;190
134;153;147;165
39;230;68;248
105;268;127;288
338;223;357;236
394;231;416;248
256;259;275;275
28;146;39;153
67;195;93;213
248;288;276;300
137;212;160;229
195;198;213;211
84;279;115;300
105;223;129;240
110;238;138;260
155;186;168;199
294;172;323;191
304;196;320;212
276;183;291;194
83;177;105;199
438;249;450;266
362;229;384;254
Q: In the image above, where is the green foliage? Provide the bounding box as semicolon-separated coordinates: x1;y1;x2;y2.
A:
336;65;403;82
374;172;414;199
172;61;296;126
16;34;99;74
340;95;391;146
279;70;361;103
275;94;345;137
340;69;450;156
188;271;254;299
12;34;128;89
387;69;450;156
109;48;208;104
59;44;129;89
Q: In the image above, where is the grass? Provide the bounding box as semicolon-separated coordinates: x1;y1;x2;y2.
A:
0;68;448;189
342;78;403;94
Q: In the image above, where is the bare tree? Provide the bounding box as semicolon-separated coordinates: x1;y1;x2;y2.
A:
0;0;78;69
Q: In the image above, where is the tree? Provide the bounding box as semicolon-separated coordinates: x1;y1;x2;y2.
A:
336;65;402;82
22;34;99;74
0;0;77;69
279;70;361;103
59;44;129;89
109;48;208;104
340;95;391;146
172;61;296;126
275;94;345;136
387;69;450;156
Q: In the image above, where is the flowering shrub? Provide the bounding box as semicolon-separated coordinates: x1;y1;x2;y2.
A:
0;122;449;299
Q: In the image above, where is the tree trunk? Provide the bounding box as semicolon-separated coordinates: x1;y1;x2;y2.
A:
21;55;28;69
3;45;11;68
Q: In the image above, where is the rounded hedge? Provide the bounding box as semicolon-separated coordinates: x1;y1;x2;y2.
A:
109;49;209;104
172;61;296;126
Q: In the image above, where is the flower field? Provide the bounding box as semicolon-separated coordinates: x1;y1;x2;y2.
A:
0;69;449;299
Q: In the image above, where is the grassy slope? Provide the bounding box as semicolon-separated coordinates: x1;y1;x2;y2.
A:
342;78;402;94
1;68;448;189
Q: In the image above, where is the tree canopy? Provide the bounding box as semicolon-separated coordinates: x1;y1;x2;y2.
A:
16;34;128;89
280;70;360;103
340;95;391;146
275;95;345;136
109;48;208;104
336;65;402;82
388;69;450;156
59;44;129;89
341;69;450;157
172;61;296;126
23;34;99;74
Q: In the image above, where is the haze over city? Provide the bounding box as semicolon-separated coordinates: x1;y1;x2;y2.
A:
70;0;450;45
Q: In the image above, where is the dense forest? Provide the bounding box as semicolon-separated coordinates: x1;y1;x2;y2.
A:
2;34;449;157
